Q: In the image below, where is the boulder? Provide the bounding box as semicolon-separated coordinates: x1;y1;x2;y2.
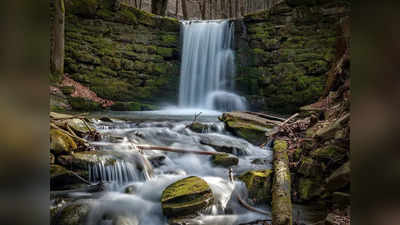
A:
52;201;91;225
238;169;273;204
161;176;214;218
220;112;275;145
188;122;215;133
50;165;88;190
200;134;249;156
211;154;239;168
58;151;116;170
310;145;346;162
50;128;78;154
297;178;323;201
326;161;350;191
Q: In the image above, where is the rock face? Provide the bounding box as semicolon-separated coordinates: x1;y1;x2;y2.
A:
57;0;181;109
50;128;78;154
234;0;350;113
238;169;273;204
161;176;214;218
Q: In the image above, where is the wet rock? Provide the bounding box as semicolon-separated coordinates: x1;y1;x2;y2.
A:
52;201;91;225
220;112;274;145
307;113;350;140
310;145;346;162
161;176;214;218
188;122;213;133
200;135;248;156
297;156;320;177
211;153;239;168
50;128;78;154
65;118;93;135
326;161;350;191
148;154;166;167
58;151;115;170
50;165;88;190
99;117;114;122
50;153;55;164
297;178;323;201
113;215;139;225
238;169;273;204
251;158;269;165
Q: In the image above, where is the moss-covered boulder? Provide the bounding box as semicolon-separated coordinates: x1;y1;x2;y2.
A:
220;112;275;145
50;128;78;154
238;169;273;204
50;164;88;190
310;145;346;162
211;154;239;168
161;176;214;218
297;156;320;177
297;178;323;201
326;161;350;191
52;201;91;225
188;122;210;133
57;151;114;170
56;118;93;135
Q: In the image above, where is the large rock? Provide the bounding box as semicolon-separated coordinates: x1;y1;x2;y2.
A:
211;153;239;168
238;169;273;204
310;145;346;162
161;176;214;218
326;161;350;191
200;134;249;156
52;201;91;225
50;128;78;154
50;165;88;190
220;112;275;145
54;118;94;135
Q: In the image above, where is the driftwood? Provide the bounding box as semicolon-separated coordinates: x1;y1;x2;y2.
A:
267;113;299;138
271;140;292;225
136;145;222;156
244;111;286;122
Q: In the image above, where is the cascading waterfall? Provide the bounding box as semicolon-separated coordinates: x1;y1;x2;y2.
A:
178;20;247;111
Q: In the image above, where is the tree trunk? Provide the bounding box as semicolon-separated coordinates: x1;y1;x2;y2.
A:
272;140;292;225
228;0;232;18
181;0;188;19
234;0;239;18
50;0;65;79
139;0;143;9
209;0;213;19
199;1;206;20
151;0;169;16
221;0;227;18
240;0;245;16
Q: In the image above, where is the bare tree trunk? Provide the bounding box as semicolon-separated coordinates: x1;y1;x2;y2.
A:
240;0;245;16
213;0;219;18
199;1;206;20
50;0;65;78
234;0;239;18
221;0;227;18
182;0;188;19
228;0;232;18
209;0;213;19
139;0;143;9
151;0;169;16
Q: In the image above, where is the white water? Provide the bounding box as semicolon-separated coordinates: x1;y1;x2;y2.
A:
178;20;247;111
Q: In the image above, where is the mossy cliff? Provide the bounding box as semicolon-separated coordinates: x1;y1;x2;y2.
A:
234;0;350;113
62;0;181;107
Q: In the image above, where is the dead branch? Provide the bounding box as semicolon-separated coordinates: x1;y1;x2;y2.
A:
244;111;286;122
237;194;270;216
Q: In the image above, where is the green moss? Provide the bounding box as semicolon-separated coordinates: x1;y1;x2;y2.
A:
110;101;158;111
226;121;268;146
238;169;273;203
66;0;99;16
60;86;75;95
273;140;288;152
68;97;102;111
157;47;174;58
211;153;239;168
160;34;178;47
310;145;346;161
50;128;78;154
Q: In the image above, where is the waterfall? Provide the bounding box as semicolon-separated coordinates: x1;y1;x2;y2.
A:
178;20;246;111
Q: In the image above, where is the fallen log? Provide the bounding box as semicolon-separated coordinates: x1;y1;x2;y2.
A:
136;145;222;156
266;113;299;138
271;140;292;225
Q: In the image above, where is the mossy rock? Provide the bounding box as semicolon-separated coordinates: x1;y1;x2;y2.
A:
188;122;210;133
310;145;346;162
56;118;93;135
68;97;103;111
297;178;323;201
211;154;239;168
50;128;78;154
297;156;320;177
161;176;214;218
50;165;87;190
58;151;116;170
238;169;273;204
60;86;75;95
52;201;91;225
326;161;350;191
110;101;158;111
225;121;268;146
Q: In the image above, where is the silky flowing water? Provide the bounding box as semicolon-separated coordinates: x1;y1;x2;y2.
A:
81;112;273;225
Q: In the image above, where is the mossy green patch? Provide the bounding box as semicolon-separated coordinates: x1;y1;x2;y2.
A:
238;169;273;203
